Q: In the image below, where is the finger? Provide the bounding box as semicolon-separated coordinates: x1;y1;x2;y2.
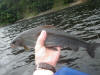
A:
35;30;47;50
54;47;61;54
56;47;61;52
46;47;58;51
54;47;61;58
46;46;61;51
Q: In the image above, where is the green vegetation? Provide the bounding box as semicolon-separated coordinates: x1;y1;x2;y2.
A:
87;0;100;9
0;0;77;26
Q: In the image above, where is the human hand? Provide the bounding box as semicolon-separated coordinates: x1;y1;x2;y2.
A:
35;30;61;67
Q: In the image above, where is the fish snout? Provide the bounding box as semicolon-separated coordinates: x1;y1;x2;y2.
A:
10;40;30;50
11;37;24;46
10;43;16;48
10;40;17;48
10;38;30;50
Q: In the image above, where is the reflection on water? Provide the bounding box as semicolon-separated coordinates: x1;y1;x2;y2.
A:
0;2;100;75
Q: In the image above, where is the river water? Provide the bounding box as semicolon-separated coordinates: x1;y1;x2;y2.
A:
0;2;100;75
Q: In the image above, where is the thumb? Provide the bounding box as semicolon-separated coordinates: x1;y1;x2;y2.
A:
35;30;47;50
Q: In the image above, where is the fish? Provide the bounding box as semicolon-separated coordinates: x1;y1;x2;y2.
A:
10;25;100;58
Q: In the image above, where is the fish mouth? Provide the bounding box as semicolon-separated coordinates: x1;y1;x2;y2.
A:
10;44;16;48
10;43;29;50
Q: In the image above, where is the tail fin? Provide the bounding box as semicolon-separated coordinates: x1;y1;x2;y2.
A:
87;42;100;58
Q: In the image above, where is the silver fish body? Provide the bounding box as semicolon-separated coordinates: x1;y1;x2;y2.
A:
11;25;99;57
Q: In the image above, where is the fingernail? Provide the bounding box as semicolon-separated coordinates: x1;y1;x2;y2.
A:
41;30;46;33
39;30;46;38
41;30;46;35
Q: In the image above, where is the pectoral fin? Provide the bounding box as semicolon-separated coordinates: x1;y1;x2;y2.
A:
23;45;30;50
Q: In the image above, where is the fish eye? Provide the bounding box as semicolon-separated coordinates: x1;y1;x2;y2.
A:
12;41;16;44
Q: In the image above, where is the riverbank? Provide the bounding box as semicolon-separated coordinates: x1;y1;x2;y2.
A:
15;0;87;23
0;0;87;27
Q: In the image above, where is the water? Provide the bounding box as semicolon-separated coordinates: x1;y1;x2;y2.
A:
0;2;100;75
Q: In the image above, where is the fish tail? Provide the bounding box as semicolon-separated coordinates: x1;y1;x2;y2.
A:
86;42;96;58
87;42;100;58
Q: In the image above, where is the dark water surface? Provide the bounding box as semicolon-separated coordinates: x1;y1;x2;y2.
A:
0;2;100;75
